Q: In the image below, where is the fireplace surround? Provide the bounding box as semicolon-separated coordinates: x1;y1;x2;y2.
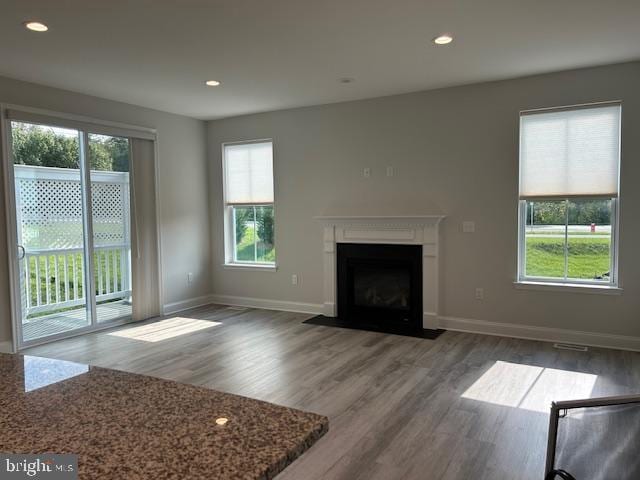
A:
314;215;445;330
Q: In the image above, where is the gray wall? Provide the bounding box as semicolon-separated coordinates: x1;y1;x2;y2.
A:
0;75;211;346
208;61;640;338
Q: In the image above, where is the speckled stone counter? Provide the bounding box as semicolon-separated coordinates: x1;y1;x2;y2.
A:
0;353;328;479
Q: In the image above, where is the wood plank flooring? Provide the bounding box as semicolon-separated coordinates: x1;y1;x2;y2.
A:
25;304;640;480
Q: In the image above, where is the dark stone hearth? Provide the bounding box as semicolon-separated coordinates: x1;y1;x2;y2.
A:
303;315;445;340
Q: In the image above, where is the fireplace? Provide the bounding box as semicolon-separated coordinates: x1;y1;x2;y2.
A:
337;243;422;331
310;215;445;336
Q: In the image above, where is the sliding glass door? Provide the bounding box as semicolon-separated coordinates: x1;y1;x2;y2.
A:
88;134;132;323
9;121;132;346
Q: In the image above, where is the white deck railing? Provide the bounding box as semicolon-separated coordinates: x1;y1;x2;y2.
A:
24;244;131;316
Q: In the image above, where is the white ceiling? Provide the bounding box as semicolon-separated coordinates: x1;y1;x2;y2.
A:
1;0;639;120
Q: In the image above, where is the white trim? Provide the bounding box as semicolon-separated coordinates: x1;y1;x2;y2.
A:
222;138;273;147
221;139;276;266
165;296;640;352
438;315;640;352
162;295;216;315
153;138;165;316
4;104;156;140
223;263;277;271
520;99;622;116
1;105;22;354
423;312;439;328
80;131;99;331
514;281;623;295
209;294;323;315
315;215;445;329
0;341;15;353
314;215;445;226
517;198;619;288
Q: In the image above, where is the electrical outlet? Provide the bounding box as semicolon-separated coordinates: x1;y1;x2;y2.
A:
291;274;298;285
475;288;484;300
363;167;371;178
386;166;394;177
187;272;193;284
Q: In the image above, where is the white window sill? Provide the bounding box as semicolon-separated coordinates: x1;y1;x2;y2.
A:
223;263;277;272
514;281;622;295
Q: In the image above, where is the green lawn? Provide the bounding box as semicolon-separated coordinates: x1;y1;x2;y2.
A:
236;225;275;263
525;236;610;280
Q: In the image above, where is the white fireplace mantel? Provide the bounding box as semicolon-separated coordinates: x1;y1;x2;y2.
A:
314;215;445;329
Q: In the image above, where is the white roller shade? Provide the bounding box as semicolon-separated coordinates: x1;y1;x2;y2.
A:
519;104;621;198
224;141;274;204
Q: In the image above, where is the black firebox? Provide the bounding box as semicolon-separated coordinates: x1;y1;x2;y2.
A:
337;243;422;331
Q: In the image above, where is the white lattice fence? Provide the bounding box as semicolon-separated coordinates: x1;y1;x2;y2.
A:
14;165;131;317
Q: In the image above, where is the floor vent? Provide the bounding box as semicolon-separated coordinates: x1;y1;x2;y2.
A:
553;343;588;352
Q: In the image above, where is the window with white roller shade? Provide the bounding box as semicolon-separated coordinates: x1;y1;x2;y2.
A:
224;141;274;205
519;104;621;199
222;140;276;266
516;102;621;288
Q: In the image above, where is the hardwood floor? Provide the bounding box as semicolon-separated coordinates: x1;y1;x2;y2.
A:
25;304;640;480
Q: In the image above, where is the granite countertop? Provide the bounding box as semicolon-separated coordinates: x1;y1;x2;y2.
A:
0;353;328;479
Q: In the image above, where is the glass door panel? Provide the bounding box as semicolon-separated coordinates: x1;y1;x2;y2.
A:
88;134;132;323
11;121;91;342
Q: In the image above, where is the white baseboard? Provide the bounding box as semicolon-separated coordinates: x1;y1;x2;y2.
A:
210;294;324;315
163;294;640;352
0;340;15;353
323;302;335;317
163;295;215;315
438;315;640;352
423;312;438;330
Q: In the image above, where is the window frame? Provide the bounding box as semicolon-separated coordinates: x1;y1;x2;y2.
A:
517;197;619;287
516;102;621;289
221;139;276;269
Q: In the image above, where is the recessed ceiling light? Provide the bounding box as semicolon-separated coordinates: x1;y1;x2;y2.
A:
433;34;453;45
205;80;221;86
24;21;48;32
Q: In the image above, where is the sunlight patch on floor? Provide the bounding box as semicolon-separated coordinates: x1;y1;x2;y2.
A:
461;361;597;413
23;356;89;392
107;317;221;342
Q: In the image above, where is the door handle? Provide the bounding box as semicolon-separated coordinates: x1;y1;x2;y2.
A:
17;245;26;260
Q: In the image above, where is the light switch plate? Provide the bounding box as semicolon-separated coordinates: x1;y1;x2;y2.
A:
363;167;371;178
462;221;475;233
